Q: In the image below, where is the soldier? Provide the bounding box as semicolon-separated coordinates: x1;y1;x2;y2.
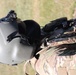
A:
24;25;76;75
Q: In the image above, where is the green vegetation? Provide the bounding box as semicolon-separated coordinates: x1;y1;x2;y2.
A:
0;0;76;75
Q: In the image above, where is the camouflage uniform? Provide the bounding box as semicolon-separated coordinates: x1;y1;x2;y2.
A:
24;17;76;75
30;37;76;75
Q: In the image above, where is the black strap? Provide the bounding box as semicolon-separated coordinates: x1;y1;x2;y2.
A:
34;54;40;60
20;35;31;45
0;10;17;22
7;31;20;42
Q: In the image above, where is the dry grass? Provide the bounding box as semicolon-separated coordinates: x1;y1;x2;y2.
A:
0;0;76;75
39;0;76;26
0;62;25;75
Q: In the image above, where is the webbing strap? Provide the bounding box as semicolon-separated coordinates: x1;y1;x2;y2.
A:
7;31;19;42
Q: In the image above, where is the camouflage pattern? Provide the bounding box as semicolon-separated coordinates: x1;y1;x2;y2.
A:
28;32;76;75
34;46;76;75
24;28;76;75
